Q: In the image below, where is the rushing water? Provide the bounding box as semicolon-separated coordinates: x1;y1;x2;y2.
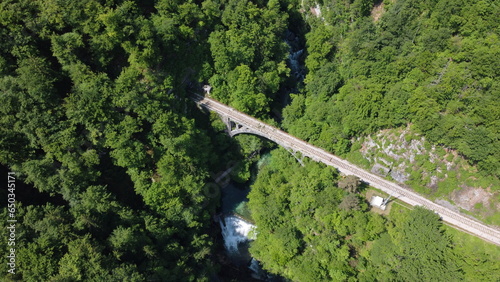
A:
219;180;284;281
219;180;273;279
248;258;267;280
220;215;256;252
214;30;304;275
285;29;306;85
219;182;257;270
288;48;305;82
219;215;256;265
219;214;277;280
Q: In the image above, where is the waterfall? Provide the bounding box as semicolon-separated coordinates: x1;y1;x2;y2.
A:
249;258;267;280
218;205;279;280
219;215;257;253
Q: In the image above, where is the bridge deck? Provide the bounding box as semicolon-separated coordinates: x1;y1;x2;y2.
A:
193;94;500;246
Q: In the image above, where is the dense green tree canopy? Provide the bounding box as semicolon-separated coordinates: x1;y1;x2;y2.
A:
1;0;499;280
248;151;499;281
0;0;221;280
284;0;500;178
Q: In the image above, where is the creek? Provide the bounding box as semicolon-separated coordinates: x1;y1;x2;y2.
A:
286;29;306;86
219;182;266;279
218;154;282;281
272;29;306;120
217;28;305;281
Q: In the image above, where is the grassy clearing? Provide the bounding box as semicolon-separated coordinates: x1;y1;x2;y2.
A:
443;224;500;261
387;196;500;258
365;188;391;215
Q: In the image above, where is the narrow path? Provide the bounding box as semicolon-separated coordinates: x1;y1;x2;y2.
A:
193;94;500;246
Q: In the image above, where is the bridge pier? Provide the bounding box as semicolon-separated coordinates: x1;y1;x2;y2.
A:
285;147;305;167
221;115;253;137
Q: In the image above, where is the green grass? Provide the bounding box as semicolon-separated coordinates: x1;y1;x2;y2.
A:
391;199;413;211
364;186;389;198
404;133;415;143
486;212;500;226
436;147;446;158
388;199;500;260
346;150;371;169
365;187;414;213
368;185;500;272
446;153;454;162
443;224;500;258
435;177;459;198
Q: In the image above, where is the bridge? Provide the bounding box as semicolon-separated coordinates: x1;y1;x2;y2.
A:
192;94;500;246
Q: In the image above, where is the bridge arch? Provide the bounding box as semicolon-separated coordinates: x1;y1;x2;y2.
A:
221;115;305;165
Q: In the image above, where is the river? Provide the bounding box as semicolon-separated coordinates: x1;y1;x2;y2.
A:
217;28;304;280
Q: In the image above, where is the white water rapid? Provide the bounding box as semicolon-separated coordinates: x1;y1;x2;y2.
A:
285;29;305;82
219;215;257;253
288;49;304;79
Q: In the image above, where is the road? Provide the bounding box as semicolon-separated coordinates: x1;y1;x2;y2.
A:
193;94;500;246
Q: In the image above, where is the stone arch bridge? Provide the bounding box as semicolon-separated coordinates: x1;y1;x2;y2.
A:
220;111;306;165
192;94;500;246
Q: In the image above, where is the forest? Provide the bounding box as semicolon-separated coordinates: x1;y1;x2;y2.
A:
249;149;499;281
0;0;499;281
